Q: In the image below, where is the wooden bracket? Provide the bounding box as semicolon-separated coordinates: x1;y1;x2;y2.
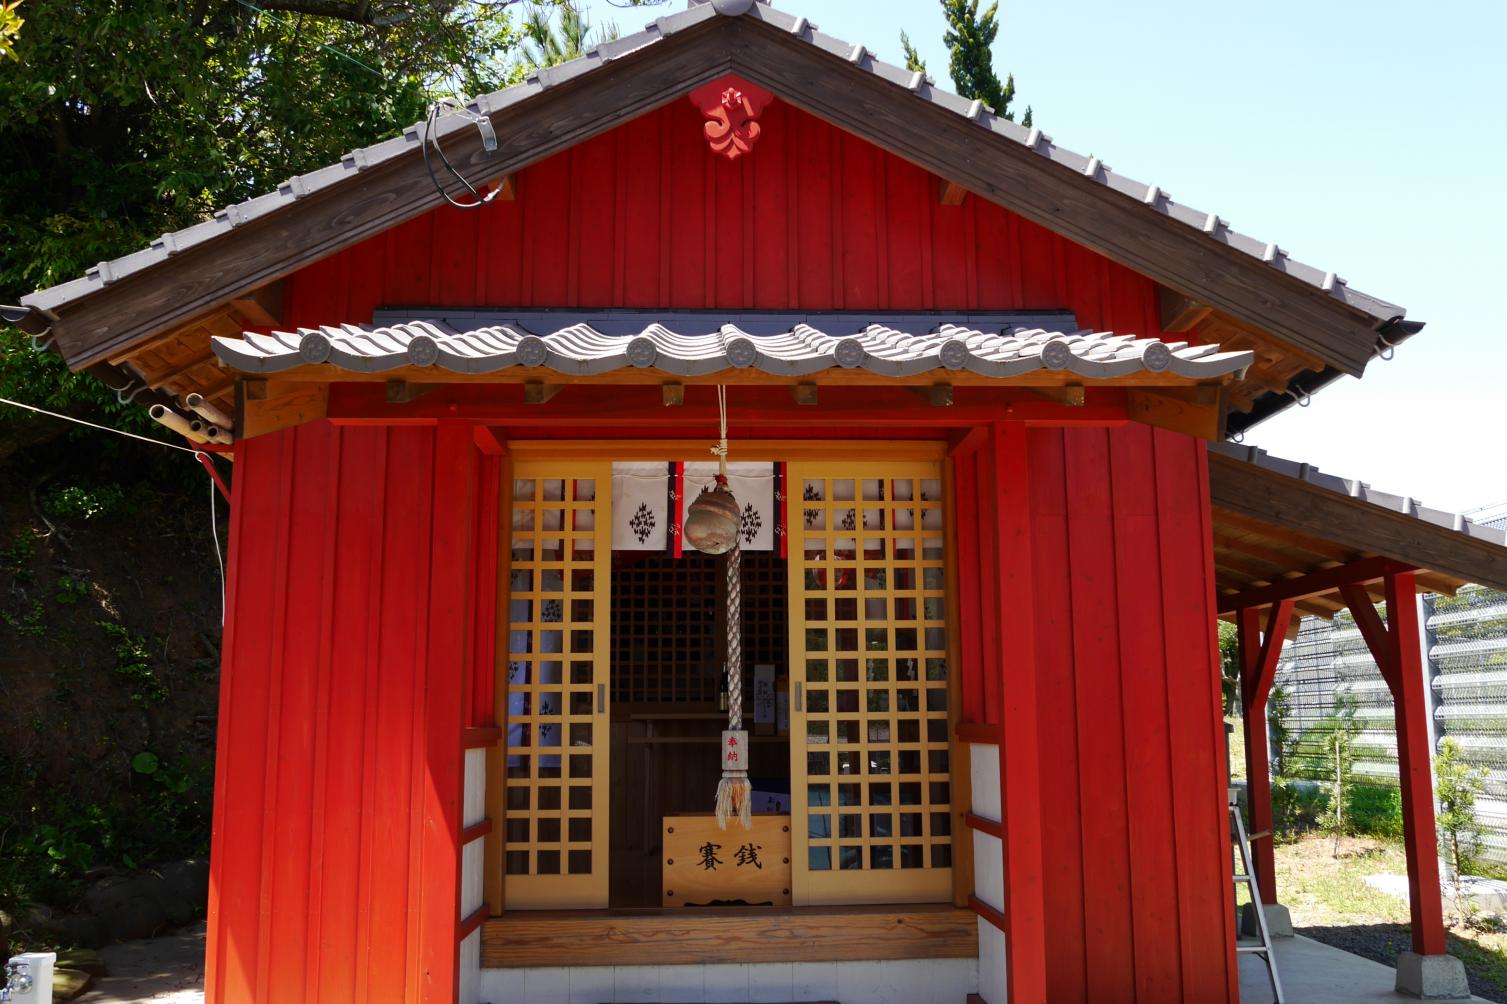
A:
791;382;818;406
229;280;285;327
1126;384;1225;440
662;382;685;407
907;382;954;407
386;379;438;404
689;74;774;160
525;381;563;405
1027;384;1085;408
939;179;968;206
236;378;328;440
1158;286;1213;334
484;175;516;200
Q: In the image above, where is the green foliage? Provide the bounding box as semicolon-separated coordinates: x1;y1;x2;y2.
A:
1346;783;1403;840
0;531;34;569
99;620;167;705
939;0;1030;126
1437;736;1488;923
1217;619;1239;714
53;574;88;605
1272;777;1328;841
0;0;21;61
1317;691;1360;857
3;597;46;636
0;0;539;427
520;1;619;70
1268;683;1295;776
43;484;130;521
899;30;927;76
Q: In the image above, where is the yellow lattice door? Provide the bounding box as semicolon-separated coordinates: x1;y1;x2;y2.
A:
502;462;611;909
787;463;954;905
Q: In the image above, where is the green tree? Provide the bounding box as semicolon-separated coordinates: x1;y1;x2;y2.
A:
0;1;21;61
1267;683;1295;776
939;0;1030;126
1218;619;1239;714
1436;737;1487;925
520;1;620;70
899;30;927;76
0;0;539;448
1317;691;1359;858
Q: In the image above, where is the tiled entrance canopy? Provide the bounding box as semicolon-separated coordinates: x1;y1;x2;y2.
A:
211;315;1254;380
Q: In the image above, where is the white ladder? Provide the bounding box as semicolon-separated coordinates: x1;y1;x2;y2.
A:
1232;788;1284;1004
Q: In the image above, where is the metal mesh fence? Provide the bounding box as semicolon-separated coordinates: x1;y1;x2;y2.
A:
1271;584;1507;867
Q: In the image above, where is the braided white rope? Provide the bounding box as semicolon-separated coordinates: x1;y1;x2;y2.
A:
727;543;743;731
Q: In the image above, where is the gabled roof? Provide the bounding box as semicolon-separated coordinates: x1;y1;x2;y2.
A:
13;0;1410;409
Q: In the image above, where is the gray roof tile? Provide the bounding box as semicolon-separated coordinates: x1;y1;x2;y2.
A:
19;0;1405;328
211;317;1254;381
1210;442;1507;549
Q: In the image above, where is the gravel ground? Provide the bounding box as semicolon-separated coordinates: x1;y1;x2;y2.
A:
75;923;205;1004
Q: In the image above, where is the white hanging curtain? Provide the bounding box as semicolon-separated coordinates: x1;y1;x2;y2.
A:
682;461;776;552
611;462;670;551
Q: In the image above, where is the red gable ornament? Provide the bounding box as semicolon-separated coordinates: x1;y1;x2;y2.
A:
689;75;774;161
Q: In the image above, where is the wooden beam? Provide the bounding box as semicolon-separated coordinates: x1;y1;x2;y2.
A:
386;379;437;404
1339;581;1399;690
1210;452;1507;592
939;178;968;206
326;383;1130;430
947;426;989;458
1211;507;1356;562
1028;383;1084;408
1217;556;1411;613
236;379;328;440
1158;286;1213;333
480;905;977;968
228;281;284;327
1126;386;1225;440
907;383;954;407
472;425;506;456
523;381;562;405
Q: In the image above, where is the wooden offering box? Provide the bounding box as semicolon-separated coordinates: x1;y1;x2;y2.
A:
662;814;792;908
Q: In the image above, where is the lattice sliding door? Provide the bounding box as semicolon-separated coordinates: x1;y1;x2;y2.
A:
502;462;611;909
787;463;954;905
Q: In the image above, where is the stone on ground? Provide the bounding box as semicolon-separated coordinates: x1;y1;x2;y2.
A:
1395;951;1472;1000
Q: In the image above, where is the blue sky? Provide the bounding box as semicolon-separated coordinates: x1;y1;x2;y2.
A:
580;0;1507;513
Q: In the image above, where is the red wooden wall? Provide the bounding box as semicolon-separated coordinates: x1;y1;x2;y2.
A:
206;421;498;1004
955;425;1237;1003
284;98;1174;337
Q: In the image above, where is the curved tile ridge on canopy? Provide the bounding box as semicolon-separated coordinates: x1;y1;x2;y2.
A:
212;320;1255;381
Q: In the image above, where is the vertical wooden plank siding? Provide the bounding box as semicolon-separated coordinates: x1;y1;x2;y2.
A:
206;423;483;1004
994;427;1236;1004
284;101;1174;338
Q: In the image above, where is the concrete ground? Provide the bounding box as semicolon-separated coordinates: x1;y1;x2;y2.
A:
1239;935;1492;1004
74;923;205;1004
51;922;1491;1003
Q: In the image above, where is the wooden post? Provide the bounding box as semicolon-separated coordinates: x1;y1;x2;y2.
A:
1384;572;1448;957
990;422;1049;1004
1237;599;1293;905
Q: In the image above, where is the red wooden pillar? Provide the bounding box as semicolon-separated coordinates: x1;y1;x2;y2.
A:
1236;599;1293;905
1386;573;1448;956
990;422;1049;1004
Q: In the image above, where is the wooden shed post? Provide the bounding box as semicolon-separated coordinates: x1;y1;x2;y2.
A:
1383;572;1449;957
1236;599;1293;905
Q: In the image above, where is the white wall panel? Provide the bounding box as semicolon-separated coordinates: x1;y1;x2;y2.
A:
972;829;1004;914
459;929;481;1004
969;742;1001;820
976;918;1008;1004
464;747;487;828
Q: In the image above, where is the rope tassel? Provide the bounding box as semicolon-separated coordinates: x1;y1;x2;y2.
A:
716;542;752;830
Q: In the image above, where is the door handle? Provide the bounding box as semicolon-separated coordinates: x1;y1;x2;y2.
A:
794;681;803;712
598;683;606;714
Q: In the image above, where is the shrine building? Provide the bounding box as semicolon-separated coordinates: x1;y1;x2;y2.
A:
11;1;1507;1002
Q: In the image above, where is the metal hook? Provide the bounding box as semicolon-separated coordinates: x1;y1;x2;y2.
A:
27;325;54;352
1288;387;1311;408
1375;330;1398;362
1230;430;1245;444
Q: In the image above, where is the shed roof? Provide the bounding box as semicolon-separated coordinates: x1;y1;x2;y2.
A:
1208;443;1507;619
10;0;1412;431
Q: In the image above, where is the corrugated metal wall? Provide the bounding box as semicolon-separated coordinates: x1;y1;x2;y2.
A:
1273;583;1507;867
